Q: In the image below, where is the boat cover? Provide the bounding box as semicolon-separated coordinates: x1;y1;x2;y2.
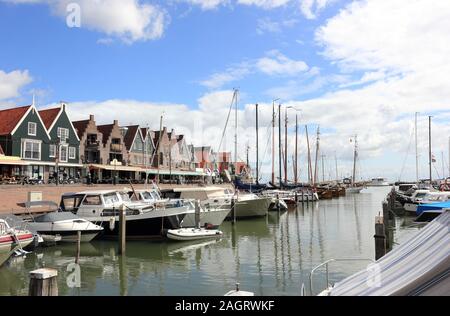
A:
416;201;450;215
33;212;82;223
328;210;450;296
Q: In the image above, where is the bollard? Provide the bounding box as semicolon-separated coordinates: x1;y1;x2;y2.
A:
374;216;386;260
29;268;58;296
119;203;126;255
195;200;201;229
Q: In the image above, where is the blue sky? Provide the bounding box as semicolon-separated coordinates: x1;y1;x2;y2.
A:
1;0;450;182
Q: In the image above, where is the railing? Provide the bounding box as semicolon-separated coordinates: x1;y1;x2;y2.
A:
309;258;375;296
85;140;100;148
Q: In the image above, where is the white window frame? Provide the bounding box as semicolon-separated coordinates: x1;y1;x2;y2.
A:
22;139;41;160
28;122;37;136
49;144;56;158
69;147;76;160
57;127;69;143
59;145;68;163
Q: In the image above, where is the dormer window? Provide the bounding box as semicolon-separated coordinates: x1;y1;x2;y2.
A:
28;122;37;136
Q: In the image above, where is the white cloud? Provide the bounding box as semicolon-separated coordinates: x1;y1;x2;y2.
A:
300;0;334;19
201;51;311;89
3;0;168;43
182;0;229;10
0;69;32;101
256;17;298;34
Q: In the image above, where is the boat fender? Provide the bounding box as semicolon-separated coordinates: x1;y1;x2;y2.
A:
109;217;115;231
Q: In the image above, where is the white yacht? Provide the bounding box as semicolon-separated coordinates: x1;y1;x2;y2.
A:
59;190;193;239
160;187;233;227
367;178;390;187
17;201;103;243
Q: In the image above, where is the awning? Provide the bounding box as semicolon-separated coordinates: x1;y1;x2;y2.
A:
143;169;206;176
88;164;143;172
0;156;27;166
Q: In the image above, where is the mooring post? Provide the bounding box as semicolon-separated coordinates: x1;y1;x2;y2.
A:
195;199;201;229
306;190;310;204
301;190;304;205
119;203;126;255
29;268;58;296
75;230;81;264
374;215;386;260
295;191;298;205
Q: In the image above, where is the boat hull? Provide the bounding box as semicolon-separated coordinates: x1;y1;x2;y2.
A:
0;233;34;266
167;228;223;241
181;209;230;228
227;197;270;219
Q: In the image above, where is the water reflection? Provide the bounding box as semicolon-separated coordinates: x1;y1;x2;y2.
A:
0;187;422;296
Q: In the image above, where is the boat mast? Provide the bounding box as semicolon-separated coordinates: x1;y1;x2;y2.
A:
313;126;320;186
352;135;358;186
284;108;288;184
255;103;259;184
321;154;325;183
234;89;238;168
335;152;338;181
415;112;419;184
278;104;282;187
305;125;312;185
428;116;432;183
295;113;298;185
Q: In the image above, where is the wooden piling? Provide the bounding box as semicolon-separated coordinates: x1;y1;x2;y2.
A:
374;215;386;260
295;191;298;205
118;203;126;255
195;200;201;229
29;268;58;296
75;231;81;264
301;190;305;205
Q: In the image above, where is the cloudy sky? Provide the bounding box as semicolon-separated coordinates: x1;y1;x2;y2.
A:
1;0;450;182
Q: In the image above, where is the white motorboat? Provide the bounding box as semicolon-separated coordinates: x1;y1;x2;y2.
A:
404;190;449;214
167;228;223;241
161;187;233;227
367;178;390;186
403;189;432;214
60;190;193;239
230;193;271;219
17;201;103;243
0;219;34;267
224;283;255;296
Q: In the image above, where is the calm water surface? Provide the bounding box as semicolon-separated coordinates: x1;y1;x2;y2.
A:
0;187;421;296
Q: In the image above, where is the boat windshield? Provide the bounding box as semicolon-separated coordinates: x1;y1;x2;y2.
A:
119;192;131;202
151;191;161;200
415;193;428;199
103;193;120;205
0;221;8;235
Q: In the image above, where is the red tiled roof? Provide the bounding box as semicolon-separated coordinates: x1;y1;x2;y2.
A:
0;105;31;136
72;119;90;139
123;125;139;151
97;124;114;145
38;107;60;129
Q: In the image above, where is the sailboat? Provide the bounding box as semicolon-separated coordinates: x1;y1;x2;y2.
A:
346;135;364;194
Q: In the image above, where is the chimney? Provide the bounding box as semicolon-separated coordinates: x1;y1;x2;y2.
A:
60;101;66;111
114;120;118;126
89;114;94;121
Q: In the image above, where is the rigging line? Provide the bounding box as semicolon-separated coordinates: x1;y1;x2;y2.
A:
398;125;415;182
216;90;237;161
258;120;274;181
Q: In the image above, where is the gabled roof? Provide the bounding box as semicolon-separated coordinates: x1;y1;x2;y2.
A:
39;107;60;129
140;128;148;140
193;146;212;163
97;124;115;145
0;105;31;136
72;119;90;139
123;125;140;151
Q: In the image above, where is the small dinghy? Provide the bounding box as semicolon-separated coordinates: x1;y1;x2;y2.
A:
167;228;223;241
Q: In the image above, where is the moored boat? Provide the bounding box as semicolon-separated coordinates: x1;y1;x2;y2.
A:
166;228;223;241
0;219;34;267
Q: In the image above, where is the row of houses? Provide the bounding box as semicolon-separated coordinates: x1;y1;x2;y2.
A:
0;102;248;183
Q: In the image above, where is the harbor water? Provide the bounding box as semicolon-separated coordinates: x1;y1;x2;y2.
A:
0;187;421;296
